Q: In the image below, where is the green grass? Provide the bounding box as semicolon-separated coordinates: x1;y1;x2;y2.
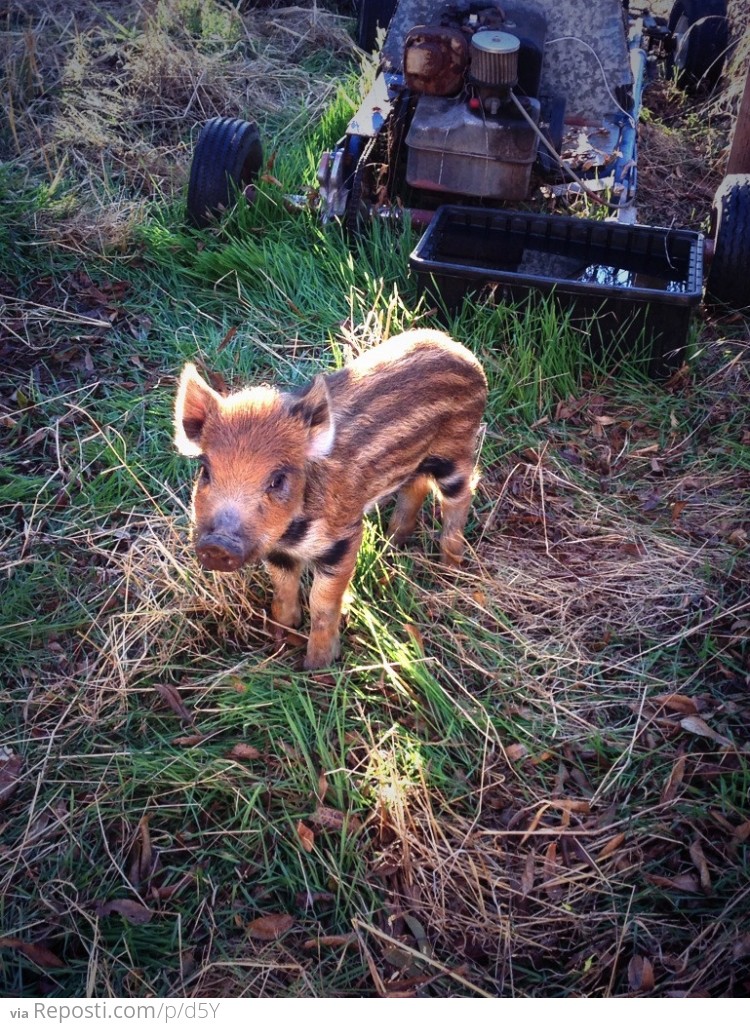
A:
1;0;749;1000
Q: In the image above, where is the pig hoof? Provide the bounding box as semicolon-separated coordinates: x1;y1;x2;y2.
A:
272;624;306;649
271;605;303;630
303;639;340;671
440;547;463;569
303;655;331;671
390;530;413;548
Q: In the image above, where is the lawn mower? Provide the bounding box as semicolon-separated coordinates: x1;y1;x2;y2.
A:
186;0;748;368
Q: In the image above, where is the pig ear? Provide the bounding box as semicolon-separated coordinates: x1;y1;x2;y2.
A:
174;363;218;456
288;375;335;460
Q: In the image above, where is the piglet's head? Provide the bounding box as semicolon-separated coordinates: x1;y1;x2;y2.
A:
174;364;334;571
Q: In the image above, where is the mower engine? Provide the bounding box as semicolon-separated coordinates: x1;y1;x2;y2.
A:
403;1;547;199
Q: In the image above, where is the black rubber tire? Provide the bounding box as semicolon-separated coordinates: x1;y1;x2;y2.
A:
187;117;263;228
667;0;728;93
705;174;750;308
355;0;397;51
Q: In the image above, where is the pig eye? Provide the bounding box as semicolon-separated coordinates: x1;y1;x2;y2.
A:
198;457;211;484
267;470;288;495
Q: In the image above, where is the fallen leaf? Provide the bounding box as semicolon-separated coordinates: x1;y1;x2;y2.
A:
230;743;261;760
555;396;586;421
246;913;294;941
654;694;699;715
680;716;732;747
689;838;712;893
733;821;750;844
317;770;329;803
297;820;315;853
98;899;153;924
529;750;554;764
559;446;582;465
570;767;593;796
640;492;661;512
0;937;64;968
519;803;548;842
598;833;626;859
404;623;424;656
550;799;590;813
294;891;335;911
302;933;356;950
644;872;700;893
628;954;655;992
128;815;153;887
708;809;735;833
671;501;687;523
404;914;431;956
311;806;347;831
154;683;194;727
505;742;528;762
384;974;436;996
520;849;535;895
562;836;597;869
151;872;194;901
171;734;205;748
217;325;238;354
383;944;414;970
543;841;559;886
661;754;687;803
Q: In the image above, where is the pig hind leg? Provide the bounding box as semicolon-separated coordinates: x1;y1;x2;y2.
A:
433;457;476;568
388;475;432;547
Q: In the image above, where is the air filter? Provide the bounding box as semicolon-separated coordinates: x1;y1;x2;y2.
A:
470;30;520;88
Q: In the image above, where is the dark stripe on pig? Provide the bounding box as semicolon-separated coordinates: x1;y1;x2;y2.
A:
438;476;467;499
315;536;352;574
339;396;483;460
278;516;310;546
265;550;298;571
418;455;455;480
342;360;483;426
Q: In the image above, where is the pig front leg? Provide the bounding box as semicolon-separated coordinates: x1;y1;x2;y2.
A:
305;526;363;670
265;553;304;632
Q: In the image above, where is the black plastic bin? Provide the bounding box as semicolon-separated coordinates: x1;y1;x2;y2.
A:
409;206;704;375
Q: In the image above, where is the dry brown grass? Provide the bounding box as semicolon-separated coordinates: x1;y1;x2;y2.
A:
1;0;357;251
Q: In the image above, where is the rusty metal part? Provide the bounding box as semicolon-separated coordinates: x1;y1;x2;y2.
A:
403;26;469;95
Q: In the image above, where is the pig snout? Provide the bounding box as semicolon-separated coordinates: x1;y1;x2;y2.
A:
195;509;255;572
